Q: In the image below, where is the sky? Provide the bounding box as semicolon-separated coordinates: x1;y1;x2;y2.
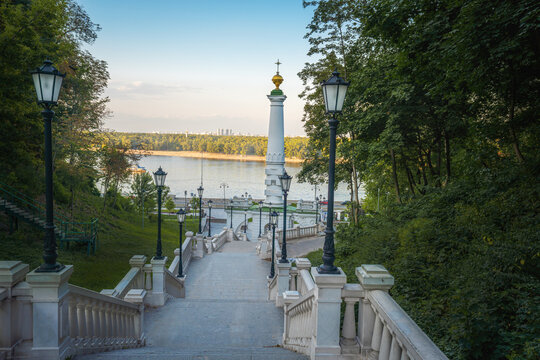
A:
77;0;316;137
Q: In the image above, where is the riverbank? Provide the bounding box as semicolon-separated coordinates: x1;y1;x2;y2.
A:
130;150;304;163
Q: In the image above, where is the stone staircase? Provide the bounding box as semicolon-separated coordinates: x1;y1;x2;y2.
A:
79;241;308;360
0;196;65;238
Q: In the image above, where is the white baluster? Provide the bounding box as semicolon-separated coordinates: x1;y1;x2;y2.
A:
389;337;402;360
371;316;383;357
69;299;78;339
85;302;94;339
76;303;86;339
92;303;100;338
379;326;391;360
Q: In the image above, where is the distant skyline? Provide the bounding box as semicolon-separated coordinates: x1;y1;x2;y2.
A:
78;0;316;136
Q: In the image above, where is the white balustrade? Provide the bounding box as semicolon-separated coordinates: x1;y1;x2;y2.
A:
67;284;144;354
275;224;318;241
279;263;448;360
211;228;228;251
282;288;315;354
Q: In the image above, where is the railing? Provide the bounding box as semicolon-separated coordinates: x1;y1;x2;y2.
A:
276;224;319;241
101;255;147;299
358;290;448;360
61;218;99;254
0;180;70;224
279;263;448;359
168;233;194;276
283;288;315;354
268;272;278;301
67;284;144;354
211;228;228;251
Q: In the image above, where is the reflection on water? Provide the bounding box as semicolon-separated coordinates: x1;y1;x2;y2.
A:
136;155;357;202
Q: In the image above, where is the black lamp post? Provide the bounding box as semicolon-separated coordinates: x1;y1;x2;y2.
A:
184;190;187;207
318;69;349;274
314;184;318;225
278;170;292;263
269;211;278;278
258;200;263;237
153;166;167;259
243;209;247;233
176;208;186;277
229;198;233;228
207;200;213;237
31;59;66;273
197;185;204;233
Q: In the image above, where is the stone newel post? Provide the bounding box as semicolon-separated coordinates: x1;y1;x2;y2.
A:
355;264;394;357
310;267;347;359
26;265;74;360
148;256;168;306
276;261;291;307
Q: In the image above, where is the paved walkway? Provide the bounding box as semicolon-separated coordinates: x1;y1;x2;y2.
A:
81;241;307;359
287;236;324;258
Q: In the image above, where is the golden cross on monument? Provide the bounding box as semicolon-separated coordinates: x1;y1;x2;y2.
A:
275;59;281;74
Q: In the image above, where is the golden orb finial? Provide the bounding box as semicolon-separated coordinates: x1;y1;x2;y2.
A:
271;59;283;91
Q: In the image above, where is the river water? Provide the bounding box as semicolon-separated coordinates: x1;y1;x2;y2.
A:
136;155;356;202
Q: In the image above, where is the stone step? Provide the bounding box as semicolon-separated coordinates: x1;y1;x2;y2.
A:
79;346;308;360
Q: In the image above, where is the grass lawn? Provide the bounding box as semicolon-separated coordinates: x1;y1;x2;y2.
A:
1;210;200;292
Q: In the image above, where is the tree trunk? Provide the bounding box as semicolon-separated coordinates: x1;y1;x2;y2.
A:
509;69;525;163
390;148;401;203
404;161;416;197
444;131;451;185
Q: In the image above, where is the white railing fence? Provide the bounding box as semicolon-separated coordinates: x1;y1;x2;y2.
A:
276;224;319;241
0;261;146;360
283;289;315;354
67;285;145;355
278;261;449;360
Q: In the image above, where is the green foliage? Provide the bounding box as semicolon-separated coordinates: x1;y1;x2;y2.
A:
317;167;540;359
301;0;540;358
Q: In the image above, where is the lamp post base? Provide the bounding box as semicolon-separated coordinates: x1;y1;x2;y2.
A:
316;264;340;274
35;262;65;273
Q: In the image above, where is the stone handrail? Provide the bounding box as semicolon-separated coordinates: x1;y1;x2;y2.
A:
268;272;278;301
101;255;147;298
67;284;144;354
211;228;228;251
279;263;448;359
282;288;315;354
164;269;185;298
168;233;194;275
360;290;448;360
276;224;319;241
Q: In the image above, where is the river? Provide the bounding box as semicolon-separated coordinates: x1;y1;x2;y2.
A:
136;155;358;202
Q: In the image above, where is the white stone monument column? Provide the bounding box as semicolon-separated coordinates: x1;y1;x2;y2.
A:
264;67;286;206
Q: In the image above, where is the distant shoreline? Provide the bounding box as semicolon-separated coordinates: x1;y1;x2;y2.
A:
130;150;304;164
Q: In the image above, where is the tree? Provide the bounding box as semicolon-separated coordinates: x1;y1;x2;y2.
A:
130;172;156;219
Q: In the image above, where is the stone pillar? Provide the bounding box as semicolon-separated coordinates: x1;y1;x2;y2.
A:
355;264;394;357
275;261;291;307
193;233;205;259
206;237;214;254
310;267;347;359
129;255;147;288
0;261;29;357
147;257;168;307
26;265;74;360
124;289;147;344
